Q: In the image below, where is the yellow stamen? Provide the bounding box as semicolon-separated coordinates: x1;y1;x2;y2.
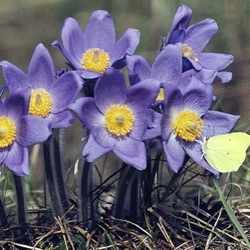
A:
82;48;110;74
172;110;203;141
156;88;164;101
105;104;135;137
182;43;199;62
0;116;16;148
29;88;52;118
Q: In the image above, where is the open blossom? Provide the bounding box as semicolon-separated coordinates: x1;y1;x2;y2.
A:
71;68;160;170
161;77;240;176
0;91;51;176
0;44;83;129
165;4;233;83
52;10;140;80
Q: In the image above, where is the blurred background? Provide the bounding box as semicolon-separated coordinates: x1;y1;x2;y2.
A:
0;0;249;121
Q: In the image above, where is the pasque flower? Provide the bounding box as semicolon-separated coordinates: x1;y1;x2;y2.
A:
71;68;160;170
0;91;51;176
52;10;140;79
165;4;233;83
0;44;83;128
161;77;240;175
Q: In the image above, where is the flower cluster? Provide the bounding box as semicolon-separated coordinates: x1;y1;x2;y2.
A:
0;5;242;177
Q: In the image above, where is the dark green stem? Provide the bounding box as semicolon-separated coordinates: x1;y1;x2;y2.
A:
13;174;28;235
52;129;69;214
43;136;62;218
78;158;94;229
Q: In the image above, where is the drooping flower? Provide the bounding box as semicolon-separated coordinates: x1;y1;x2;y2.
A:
165;4;233;83
0;91;51;176
161;77;240;176
52;10;140;80
0;44;83;129
71;68;160;170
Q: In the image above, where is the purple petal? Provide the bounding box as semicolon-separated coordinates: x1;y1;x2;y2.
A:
4;91;29;120
27;44;55;89
166;5;192;44
51;71;82;112
95;68;127;113
114;139;147;170
61;17;85;62
180;77;213;115
152;43;182;85
17;115;51;147
48;110;74;129
0;61;28;92
126;55;151;84
216;71;232;83
199;53;234;71
0;148;8;164
92;126;116;149
185;18;218;54
126;79;160;108
52;40;82;69
110;28;140;65
84;10;115;54
184;141;220;176
71;97;104;130
83;134;112;162
4;142;29;176
162;134;186;173
202;111;240;137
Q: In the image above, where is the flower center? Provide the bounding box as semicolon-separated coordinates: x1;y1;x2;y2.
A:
182;43;199;62
82;48;110;74
0;116;16;148
172;110;203;142
29;88;53;118
105;104;135;137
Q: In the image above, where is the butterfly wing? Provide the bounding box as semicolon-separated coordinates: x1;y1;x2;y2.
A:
204;132;250;173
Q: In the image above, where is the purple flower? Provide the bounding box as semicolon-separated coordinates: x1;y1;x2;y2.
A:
71;68;160;170
0;44;83;129
165;5;233;83
0;91;51;176
52;10;140;79
161;77;240;176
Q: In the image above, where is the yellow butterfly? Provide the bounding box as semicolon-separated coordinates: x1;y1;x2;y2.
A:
201;132;250;173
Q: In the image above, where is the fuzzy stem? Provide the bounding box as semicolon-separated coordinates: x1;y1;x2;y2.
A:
43;136;62;218
78;158;94;229
52;129;69;214
13;174;28;235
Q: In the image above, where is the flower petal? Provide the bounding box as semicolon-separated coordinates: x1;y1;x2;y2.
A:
17;115;51;147
95;68;127;113
126;55;151;84
70;97;103;129
152;43;183;85
202;111;240;137
198;53;234;71
216;71;232;83
84;10;115;54
4;142;29;176
48;110;75;129
27;44;55;89
126;79;160;108
61;17;85;62
0;61;28;92
185;18;218;54
114;139;147;170
51;71;82;112
110;28;140;65
83;134;112;162
162;134;186;173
